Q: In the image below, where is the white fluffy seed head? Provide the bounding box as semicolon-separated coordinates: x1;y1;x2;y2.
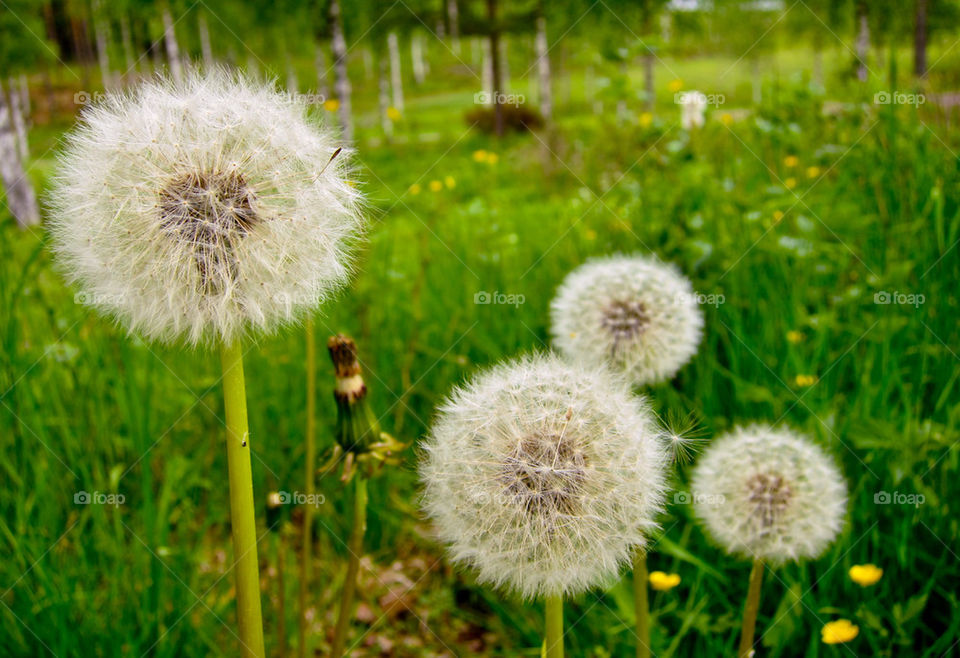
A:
549;254;704;387
419;353;671;600
692;424;847;564
47;69;363;346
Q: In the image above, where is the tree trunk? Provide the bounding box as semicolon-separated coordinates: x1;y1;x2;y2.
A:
378;54;393;139
535;14;552;121
855;1;869;82
330;0;353;142
286;55;299;92
8;79;29;162
914;0;928;78
487;0;503;136
643;53;654;111
0;82;40;228
412;32;425;85
481;38;492;105
447;0;460;54
387;32;404;112
162;3;183;83
199;12;214;69
93;4;113;89
499;35;510;92
18;75;30;120
120;14;136;77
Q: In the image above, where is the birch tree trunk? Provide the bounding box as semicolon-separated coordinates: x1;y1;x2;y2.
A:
447;0;461;55
330;0;353;142
8;79;29;162
315;43;329;99
535;15;552;121
387;32;404;112
162;3;183;83
199;12;214;69
0;83;40;228
120;14;136;77
499;36;510;92
92;0;114;89
481;38;493;105
487;0;503;136
378;54;393;140
914;0;928;78
412;32;425;85
855;1;869;82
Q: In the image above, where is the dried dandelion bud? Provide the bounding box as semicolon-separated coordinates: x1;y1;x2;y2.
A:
419;353;671;599
692;424;847;564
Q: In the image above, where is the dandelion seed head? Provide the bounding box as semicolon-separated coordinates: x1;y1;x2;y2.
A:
418;353;671;599
692;424;846;564
550;254;704;387
47;69;363;345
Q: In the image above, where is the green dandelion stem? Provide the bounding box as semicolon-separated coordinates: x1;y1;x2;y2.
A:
299;317;317;658
738;559;764;658
274;531;288;657
330;474;368;657
545;595;564;658
220;339;266;658
634;549;650;658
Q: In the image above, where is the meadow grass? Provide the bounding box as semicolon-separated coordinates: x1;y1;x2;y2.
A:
1;47;958;656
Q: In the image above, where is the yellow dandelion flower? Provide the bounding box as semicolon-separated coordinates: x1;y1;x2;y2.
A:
720;112;734;126
668;79;684;93
787;330;804;344
408;183;421;195
444;175;456;189
639;112;653;127
784;155;799;167
323;99;340;112
584;229;597;241
822;619;859;645
794;374;817;387
849;564;883;587
472;149;488;162
648;571;681;592
773;210;785;223
429;180;443;192
785;177;797;190
386;106;401;121
486;152;499;164
806;166;821;179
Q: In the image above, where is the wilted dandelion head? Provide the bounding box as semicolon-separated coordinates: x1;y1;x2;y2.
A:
419;353;670;599
550;254;704;387
48;69;363;345
692;424;846;564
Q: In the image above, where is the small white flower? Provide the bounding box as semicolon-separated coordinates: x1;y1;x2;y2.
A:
549;254;704;387
419;353;670;599
680;90;707;130
48;69;363;345
692;424;847;564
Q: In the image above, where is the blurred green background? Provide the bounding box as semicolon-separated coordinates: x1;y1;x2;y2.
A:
1;0;958;656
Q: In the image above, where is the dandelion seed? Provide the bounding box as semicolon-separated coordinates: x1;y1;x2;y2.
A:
648;571;681;591
692;424;846;564
550;254;704;387
849;564;882;587
419;353;670;600
48;69;363;346
821;619;859;644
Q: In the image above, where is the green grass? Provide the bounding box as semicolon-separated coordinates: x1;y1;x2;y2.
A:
1;45;958;657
